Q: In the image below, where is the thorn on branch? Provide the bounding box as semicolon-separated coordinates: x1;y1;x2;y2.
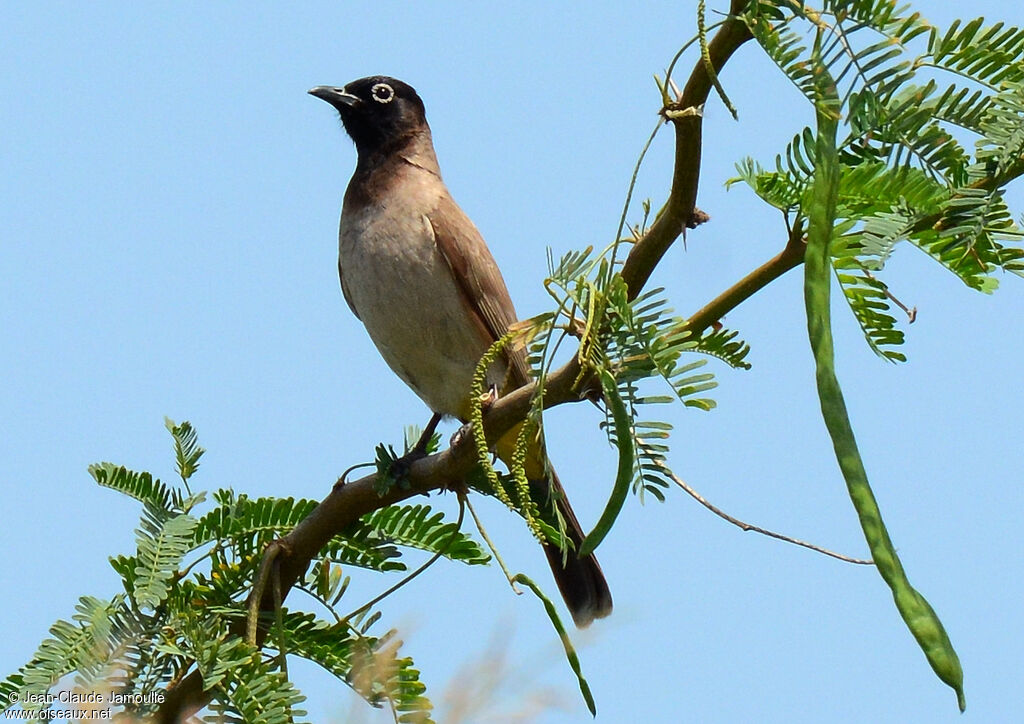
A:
861;267;918;323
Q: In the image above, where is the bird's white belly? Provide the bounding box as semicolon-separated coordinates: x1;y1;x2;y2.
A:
340;208;495;417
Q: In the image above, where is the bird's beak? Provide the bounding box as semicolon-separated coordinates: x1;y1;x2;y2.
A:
308;86;361;110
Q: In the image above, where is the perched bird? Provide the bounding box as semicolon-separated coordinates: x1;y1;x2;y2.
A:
309;76;612;627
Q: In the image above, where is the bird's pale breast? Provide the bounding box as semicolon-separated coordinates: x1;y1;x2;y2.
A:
339;173;502;418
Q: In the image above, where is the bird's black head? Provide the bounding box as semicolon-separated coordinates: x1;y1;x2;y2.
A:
309;76;427;156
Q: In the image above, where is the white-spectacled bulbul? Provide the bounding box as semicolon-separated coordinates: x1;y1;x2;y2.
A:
309;76;612;627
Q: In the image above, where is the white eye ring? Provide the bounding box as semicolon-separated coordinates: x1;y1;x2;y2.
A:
371;83;395;104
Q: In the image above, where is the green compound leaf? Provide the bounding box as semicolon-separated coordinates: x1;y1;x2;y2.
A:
90;462;179;514
357;504;490;565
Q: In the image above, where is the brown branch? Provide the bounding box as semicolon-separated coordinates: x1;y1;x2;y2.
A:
155;7;759;722
621;1;753;298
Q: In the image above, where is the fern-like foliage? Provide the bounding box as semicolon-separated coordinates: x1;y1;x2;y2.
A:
318;527;406;574
3;422;451;722
192;495;319;552
731;1;1024;361
9;596;123;704
534;248;729;508
191;635;308;724
166;417;205;485
835;268;908;361
279;611;434;724
133;505;198;610
354;504;491;565
89;462;179;513
694;326;753;369
606;283;720;501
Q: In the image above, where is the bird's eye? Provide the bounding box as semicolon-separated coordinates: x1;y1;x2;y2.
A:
371;83;395;104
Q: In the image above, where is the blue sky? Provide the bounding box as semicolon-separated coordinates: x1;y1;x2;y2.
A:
2;2;1022;722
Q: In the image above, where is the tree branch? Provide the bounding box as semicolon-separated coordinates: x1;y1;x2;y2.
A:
621;1;753;297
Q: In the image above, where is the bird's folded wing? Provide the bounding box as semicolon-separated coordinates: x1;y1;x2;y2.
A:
426;195;531;388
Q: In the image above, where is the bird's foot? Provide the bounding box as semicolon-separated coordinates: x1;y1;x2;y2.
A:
450;384;497;452
449;421;473;450
440;478;469;496
386;450;427;489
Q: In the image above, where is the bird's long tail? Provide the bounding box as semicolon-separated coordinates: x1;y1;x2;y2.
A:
535;469;613;628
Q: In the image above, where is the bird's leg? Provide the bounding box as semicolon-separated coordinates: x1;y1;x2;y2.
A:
410;411;444;456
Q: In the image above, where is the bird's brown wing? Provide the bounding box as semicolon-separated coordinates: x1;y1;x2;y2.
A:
426;194;530;388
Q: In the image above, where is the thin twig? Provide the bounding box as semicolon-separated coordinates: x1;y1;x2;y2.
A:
607;119;664;285
176;542;220;582
295;583;345;624
465;495;522;594
335;461;375;488
654;458;873;565
861;267;917;322
247;541;286;646
272;563;287;676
